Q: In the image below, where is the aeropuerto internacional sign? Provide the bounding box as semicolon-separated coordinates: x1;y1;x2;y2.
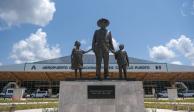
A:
25;63;168;72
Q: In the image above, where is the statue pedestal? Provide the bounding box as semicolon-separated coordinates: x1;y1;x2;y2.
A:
12;88;25;101
168;88;178;100
59;80;144;112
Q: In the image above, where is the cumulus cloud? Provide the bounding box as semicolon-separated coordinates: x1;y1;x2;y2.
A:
167;35;193;54
180;0;194;16
149;35;194;65
112;37;119;50
0;62;2;66
167;35;194;65
171;61;182;65
0;0;55;27
10;28;61;64
80;39;87;45
149;46;175;60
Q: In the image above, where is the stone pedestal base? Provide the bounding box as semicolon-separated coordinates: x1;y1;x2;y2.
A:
59;81;144;112
12;88;25;100
168;88;178;100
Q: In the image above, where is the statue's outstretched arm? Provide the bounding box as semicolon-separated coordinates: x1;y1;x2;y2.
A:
83;48;92;54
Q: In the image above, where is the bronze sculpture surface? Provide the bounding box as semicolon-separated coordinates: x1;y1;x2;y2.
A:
114;44;129;79
92;18;115;80
71;41;91;78
70;18;130;80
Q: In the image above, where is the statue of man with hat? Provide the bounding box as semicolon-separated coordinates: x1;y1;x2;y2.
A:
92;18;115;80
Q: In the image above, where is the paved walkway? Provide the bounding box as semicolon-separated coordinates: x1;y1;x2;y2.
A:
15;109;43;112
15;108;57;112
145;102;194;105
0;102;58;105
146;108;187;112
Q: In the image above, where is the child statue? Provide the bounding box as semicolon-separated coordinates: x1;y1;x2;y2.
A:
71;41;91;78
114;44;129;79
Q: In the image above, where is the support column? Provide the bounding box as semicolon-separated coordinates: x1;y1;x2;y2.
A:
152;88;155;95
12;88;25;100
48;81;52;97
168;81;178;100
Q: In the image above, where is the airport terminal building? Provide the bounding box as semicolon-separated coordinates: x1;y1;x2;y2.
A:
0;54;194;96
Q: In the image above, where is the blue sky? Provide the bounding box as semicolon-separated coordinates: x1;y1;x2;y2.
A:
0;0;194;65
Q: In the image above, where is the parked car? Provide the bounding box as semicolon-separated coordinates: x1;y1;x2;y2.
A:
51;93;59;98
30;91;49;98
0;88;14;98
179;90;194;97
157;90;168;98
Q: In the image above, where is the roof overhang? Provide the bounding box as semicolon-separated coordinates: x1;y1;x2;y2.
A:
0;63;194;81
0;71;194;81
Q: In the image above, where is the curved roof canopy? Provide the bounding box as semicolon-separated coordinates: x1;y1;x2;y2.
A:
0;54;194;81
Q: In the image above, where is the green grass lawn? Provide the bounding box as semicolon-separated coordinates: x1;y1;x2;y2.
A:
145;98;194;111
1;102;193;111
1;98;194;103
0;103;58;111
144;98;194;103
0;98;58;103
1;98;194;111
0;98;58;111
145;103;194;111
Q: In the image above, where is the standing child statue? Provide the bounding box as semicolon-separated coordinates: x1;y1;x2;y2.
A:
114;44;129;79
71;41;91;79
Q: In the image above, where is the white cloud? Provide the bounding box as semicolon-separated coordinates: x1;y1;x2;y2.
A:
167;35;193;54
180;0;194;16
112;37;119;50
0;0;55;27
171;61;182;65
149;35;194;65
10;28;61;64
149;45;176;60
166;35;194;65
80;39;87;45
0;62;2;66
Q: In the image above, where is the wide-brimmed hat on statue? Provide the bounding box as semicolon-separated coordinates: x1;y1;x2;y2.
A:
97;18;110;27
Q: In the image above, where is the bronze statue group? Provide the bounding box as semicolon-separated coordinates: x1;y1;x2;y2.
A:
71;18;129;80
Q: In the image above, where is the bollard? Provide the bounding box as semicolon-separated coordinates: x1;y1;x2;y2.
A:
152;109;157;112
187;105;191;112
172;103;177;111
9;104;16;112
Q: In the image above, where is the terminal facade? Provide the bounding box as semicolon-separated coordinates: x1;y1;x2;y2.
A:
0;54;194;96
